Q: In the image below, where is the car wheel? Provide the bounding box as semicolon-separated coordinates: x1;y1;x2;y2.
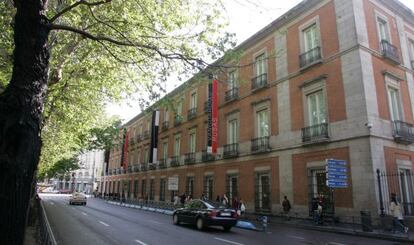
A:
173;214;180;225
196;217;204;230
223;226;232;232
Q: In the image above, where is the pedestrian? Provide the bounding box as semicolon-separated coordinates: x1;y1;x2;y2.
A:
180;193;186;206
221;194;229;207
173;194;179;206
282;196;291;220
232;196;239;209
239;199;246;216
200;193;207;201
390;193;409;233
311;197;319;224
216;195;220;202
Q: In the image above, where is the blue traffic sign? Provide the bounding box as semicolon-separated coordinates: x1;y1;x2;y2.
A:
326;159;348;188
327;159;347;166
327;180;348;188
326;167;347;173
327;173;348;179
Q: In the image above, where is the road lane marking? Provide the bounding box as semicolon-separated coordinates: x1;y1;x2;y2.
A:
149;220;161;224
82;212;87;216
99;221;110;227
213;237;244;245
134;239;148;245
287;235;305;240
327;243;347;245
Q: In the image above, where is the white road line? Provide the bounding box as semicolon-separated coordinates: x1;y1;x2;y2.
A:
134;239;148;245
327;242;347;245
287;235;305;240
213;237;244;245
149;220;161;224
99;221;110;227
82;212;87;216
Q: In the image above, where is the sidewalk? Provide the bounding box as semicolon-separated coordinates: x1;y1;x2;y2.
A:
103;198;413;243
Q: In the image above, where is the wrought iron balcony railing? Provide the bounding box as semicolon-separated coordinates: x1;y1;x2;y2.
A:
127;165;132;173
202;150;215;162
170;156;180;167
184;153;196;165
158;159;167;169
381;40;400;64
162;121;169;130
132;165;139;173
187;108;197;120
140;164;147;172
393;120;414;144
251;73;267;90
149;163;157;170
225;87;239;102
174;115;183;126
299;46;322;68
251;136;270;153
301;123;329;143
223;143;239;158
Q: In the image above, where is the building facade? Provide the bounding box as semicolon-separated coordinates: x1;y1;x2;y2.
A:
102;0;414;218
55;150;105;194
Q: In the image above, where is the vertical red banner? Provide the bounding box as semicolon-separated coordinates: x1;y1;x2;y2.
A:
211;79;218;153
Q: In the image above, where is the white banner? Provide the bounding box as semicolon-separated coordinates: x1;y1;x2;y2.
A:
168;177;179;191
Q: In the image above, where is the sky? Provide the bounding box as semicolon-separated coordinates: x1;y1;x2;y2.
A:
106;0;414;122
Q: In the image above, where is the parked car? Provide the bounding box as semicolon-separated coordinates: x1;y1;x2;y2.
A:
69;192;87;205
172;199;238;231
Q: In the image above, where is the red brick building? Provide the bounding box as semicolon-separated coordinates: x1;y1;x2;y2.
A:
101;0;414;218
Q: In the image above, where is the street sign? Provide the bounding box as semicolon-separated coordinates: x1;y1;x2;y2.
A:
326;159;348;188
168;177;179;191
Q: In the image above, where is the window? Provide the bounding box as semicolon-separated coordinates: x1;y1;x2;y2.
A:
164;109;169;122
377;17;390;42
408;39;414;68
308;168;332;215
255;173;270;211
189;131;196;153
307;90;326;126
387;86;402;121
257;109;269;137
144;148;149;163
133;180;138;198
398;168;414;215
255;53;266;76
137;150;141;164
226;175;238;204
149;179;155;200
186;176;194;197
190;91;197;109
141;179;146;197
159;178;166;201
176;99;183;116
303;23;319;51
174;135;181;156
228;119;238;144
228;71;237;89
162;142;168;159
139;124;143;135
204;176;214;201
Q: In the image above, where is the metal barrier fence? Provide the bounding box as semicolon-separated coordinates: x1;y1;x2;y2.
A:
37;197;57;245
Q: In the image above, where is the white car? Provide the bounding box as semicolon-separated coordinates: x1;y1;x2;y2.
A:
69;192;87;205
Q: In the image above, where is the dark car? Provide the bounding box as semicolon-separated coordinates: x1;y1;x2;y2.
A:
172;199;238;231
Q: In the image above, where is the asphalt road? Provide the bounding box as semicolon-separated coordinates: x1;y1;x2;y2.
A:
40;194;408;245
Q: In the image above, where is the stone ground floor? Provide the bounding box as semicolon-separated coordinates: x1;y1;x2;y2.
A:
99;137;414;219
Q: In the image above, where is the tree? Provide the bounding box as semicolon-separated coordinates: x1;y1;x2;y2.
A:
0;0;235;243
37;156;80;181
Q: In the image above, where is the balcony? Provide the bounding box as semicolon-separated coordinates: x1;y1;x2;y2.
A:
140;164;147;172
225;87;239;102
393;120;414;144
184;153;196;165
174;115;183;126
158;159;167;169
251;136;270;153
223;143;239;158
143;130;150;139
301;123;329;144
162;121;169;130
187;108;197;120
251;73;267;91
204;101;210;114
299;46;322;68
381;40;400;64
170;156;180;167
149;163;157;170
201;150;215;162
116;168;121;175
132;165;139;172
127;165;132;173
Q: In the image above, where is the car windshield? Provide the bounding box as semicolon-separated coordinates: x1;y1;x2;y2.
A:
203;201;226;209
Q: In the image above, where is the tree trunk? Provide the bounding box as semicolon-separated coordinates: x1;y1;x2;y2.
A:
0;1;50;244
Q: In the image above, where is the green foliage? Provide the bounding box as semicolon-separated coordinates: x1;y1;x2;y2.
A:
0;0;236;176
83;118;122;151
38;156;79;180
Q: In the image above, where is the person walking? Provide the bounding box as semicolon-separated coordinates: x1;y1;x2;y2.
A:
282;196;291;220
221;194;229;207
239;199;246;216
390;193;409;233
173;194;179;206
